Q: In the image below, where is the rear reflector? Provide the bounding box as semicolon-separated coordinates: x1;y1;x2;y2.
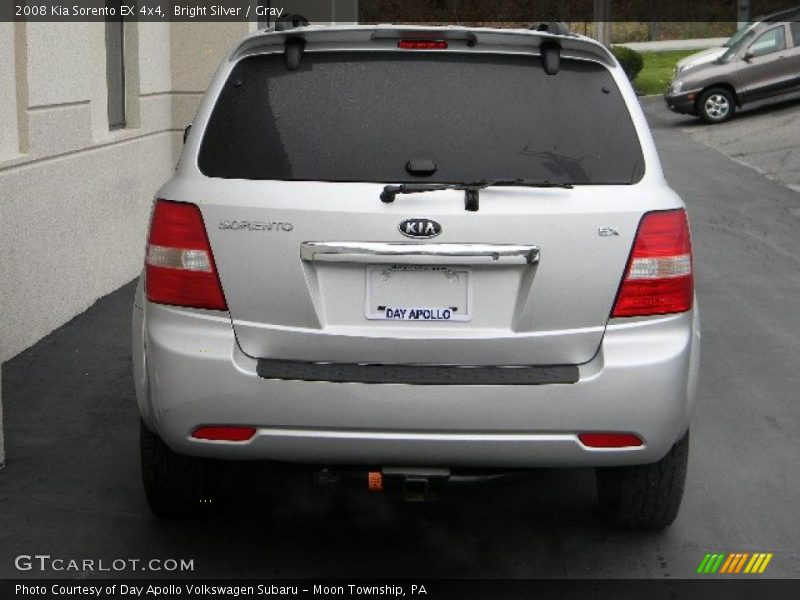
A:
579;433;643;448
612;209;693;317
192;426;256;442
398;40;448;50
145;200;227;311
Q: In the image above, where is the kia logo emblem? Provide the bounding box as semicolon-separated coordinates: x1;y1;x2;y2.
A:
399;218;442;239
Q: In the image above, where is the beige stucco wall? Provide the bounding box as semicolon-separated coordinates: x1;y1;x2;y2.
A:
0;7;356;463
0;20;249;464
0;24;20;162
2;22;163;363
0;21;252;364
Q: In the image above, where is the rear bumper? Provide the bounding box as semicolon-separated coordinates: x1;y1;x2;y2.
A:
133;300;700;468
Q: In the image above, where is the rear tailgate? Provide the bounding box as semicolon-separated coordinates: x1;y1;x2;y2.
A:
177;33;662;367
185;181;645;366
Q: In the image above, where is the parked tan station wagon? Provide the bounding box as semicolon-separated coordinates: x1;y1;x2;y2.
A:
666;19;800;123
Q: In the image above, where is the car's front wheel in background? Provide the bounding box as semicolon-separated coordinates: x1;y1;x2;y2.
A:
140;420;216;517
596;430;689;529
698;88;735;123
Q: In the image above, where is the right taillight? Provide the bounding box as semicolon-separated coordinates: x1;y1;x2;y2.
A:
145;199;227;311
611;209;693;318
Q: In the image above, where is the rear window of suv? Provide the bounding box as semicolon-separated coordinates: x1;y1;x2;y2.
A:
198;51;645;184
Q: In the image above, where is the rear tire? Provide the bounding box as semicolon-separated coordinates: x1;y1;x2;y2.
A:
596;430;689;529
698;88;735;123
140;420;216;517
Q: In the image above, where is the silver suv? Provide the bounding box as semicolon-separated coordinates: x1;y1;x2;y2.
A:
133;24;700;528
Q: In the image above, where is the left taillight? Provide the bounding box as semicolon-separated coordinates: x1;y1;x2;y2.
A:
145;200;227;311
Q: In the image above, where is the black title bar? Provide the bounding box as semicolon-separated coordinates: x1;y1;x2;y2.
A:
2;0;800;23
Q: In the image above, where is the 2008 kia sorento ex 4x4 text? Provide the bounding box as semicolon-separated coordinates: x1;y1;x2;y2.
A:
132;24;700;527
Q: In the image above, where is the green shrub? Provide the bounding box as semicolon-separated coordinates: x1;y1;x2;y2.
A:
610;46;644;82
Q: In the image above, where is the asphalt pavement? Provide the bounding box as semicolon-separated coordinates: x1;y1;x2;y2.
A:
1;98;799;579
683;93;800;192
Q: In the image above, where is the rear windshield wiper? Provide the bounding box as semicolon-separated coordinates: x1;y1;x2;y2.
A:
380;179;574;211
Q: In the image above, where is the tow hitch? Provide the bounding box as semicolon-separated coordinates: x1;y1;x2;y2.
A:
313;467;522;502
372;468;451;502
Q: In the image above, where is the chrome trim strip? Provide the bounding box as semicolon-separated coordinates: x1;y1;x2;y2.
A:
300;242;540;265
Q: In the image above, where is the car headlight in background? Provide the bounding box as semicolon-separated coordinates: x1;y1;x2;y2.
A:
670;80;683;94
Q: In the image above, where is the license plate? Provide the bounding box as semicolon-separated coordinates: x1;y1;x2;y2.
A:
365;265;472;321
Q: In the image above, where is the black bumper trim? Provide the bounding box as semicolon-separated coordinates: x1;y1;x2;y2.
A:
664;92;698;115
256;359;579;385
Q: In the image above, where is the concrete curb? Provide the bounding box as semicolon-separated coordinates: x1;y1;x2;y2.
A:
619;38;727;53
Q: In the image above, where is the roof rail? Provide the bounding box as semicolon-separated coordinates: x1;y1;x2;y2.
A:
529;23;571;75
531;22;572;36
284;37;305;70
274;13;310;31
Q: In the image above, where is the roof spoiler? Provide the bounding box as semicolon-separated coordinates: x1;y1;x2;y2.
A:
232;25;615;70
